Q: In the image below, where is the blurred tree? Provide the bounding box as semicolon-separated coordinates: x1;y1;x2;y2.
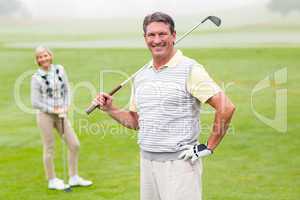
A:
268;0;300;14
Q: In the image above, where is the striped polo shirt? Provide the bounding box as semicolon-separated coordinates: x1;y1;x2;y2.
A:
129;50;221;161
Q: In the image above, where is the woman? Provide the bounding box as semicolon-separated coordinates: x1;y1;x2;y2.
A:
31;46;92;190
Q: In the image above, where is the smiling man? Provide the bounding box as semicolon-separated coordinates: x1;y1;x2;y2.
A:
93;12;235;200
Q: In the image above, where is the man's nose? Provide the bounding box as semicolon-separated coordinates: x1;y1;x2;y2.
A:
153;35;162;44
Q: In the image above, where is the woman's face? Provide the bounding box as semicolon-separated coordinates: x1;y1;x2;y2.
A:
36;51;52;69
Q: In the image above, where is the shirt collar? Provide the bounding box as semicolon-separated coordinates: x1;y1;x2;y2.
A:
148;50;183;69
37;64;54;76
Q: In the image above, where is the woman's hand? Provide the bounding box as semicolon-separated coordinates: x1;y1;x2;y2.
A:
53;106;67;114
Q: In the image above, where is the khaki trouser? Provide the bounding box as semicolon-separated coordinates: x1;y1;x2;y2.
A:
37;112;80;180
141;156;203;200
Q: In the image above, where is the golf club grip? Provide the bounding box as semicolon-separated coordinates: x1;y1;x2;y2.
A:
85;104;98;115
85;85;122;115
109;85;122;96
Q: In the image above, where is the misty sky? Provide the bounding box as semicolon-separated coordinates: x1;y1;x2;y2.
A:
21;0;270;19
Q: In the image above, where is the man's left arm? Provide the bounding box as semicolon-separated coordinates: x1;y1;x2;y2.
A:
179;92;235;163
206;91;235;151
187;63;236;149
179;64;235;163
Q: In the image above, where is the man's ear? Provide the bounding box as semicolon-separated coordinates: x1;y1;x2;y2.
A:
172;31;176;45
173;30;177;37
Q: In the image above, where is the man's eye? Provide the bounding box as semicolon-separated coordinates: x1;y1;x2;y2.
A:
159;33;168;36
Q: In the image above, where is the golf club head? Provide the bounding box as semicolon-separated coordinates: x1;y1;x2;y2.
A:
202;16;221;27
64;184;72;192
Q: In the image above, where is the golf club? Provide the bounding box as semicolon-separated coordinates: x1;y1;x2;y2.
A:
85;15;222;115
60;114;72;192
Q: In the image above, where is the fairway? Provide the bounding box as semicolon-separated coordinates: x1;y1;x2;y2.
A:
0;45;299;200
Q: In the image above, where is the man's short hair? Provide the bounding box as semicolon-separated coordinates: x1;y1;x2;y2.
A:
143;12;175;34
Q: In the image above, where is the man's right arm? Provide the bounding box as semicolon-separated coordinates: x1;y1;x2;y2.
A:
93;93;139;130
107;106;139;130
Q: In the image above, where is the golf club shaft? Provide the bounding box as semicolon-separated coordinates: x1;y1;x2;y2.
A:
85;16;219;115
61;117;67;185
174;21;204;45
59;116;71;191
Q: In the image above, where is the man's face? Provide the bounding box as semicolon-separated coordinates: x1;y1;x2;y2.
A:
144;22;176;59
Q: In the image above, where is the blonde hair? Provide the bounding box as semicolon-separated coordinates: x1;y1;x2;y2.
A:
35;46;53;66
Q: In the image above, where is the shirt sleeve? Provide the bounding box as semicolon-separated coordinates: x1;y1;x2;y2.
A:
60;65;71;108
128;84;137;112
187;63;221;103
31;75;54;113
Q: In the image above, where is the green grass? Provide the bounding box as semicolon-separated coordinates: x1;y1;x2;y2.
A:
0;46;299;200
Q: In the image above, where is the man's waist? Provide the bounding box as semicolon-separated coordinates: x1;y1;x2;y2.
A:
140;140;197;162
141;150;183;162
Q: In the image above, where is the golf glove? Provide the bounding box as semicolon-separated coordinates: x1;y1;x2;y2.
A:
178;144;213;164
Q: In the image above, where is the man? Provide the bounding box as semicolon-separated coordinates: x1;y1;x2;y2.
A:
92;12;235;200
